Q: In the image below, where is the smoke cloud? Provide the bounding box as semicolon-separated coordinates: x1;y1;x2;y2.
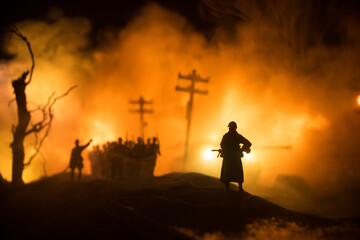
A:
0;1;359;217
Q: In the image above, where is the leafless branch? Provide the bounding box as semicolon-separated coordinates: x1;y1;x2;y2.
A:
24;85;77;167
50;85;77;107
10;24;35;85
8;99;16;107
25;118;48;136
27;101;45;113
39;151;48;178
46;92;56;107
25;92;56;136
34;125;39;149
28;105;42;114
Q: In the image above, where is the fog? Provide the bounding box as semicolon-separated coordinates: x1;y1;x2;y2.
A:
0;1;359;217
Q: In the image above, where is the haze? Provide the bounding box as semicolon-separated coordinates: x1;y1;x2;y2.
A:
1;1;359;217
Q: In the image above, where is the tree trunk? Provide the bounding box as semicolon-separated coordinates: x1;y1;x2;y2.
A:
11;72;30;184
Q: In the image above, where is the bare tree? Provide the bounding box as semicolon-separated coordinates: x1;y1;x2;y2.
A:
9;25;76;184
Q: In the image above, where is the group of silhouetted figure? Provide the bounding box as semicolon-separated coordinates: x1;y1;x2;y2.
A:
69;136;160;181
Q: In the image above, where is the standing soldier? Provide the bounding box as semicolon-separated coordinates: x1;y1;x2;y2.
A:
151;137;161;156
88;145;102;178
220;121;251;192
70;139;92;181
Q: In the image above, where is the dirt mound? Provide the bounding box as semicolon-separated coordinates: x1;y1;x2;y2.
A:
1;173;358;239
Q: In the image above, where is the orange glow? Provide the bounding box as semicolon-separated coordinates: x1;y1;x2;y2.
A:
243;152;253;162
90;119;117;145
357;94;360;107
0;3;359;196
201;148;214;162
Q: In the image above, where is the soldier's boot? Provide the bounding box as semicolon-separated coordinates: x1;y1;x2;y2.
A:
238;182;243;193
71;169;74;182
224;182;230;192
78;169;82;182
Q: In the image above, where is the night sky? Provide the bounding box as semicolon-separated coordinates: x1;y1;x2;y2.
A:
1;0;214;58
2;0;360;60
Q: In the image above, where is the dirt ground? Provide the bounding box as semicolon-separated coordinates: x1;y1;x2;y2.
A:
1;172;359;239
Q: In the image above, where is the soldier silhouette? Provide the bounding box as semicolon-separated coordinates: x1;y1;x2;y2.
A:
70;139;92;181
133;137;145;156
88;145;102;178
220;121;251;192
152;137;161;156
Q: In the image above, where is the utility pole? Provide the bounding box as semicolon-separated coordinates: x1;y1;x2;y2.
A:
129;96;153;140
175;69;209;166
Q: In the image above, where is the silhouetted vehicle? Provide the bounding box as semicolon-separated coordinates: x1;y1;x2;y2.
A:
220;121;251;192
70;139;92;181
88;137;160;180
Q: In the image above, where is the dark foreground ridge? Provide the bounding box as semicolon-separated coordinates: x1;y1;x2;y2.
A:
1;173;359;239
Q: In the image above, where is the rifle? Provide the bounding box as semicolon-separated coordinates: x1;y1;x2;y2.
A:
211;149;222;158
212;147;251;158
62;166;70;173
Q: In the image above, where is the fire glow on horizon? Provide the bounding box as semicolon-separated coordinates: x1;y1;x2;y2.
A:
0;1;359;212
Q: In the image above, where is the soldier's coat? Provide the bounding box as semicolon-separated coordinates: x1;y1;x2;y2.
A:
220;130;252;183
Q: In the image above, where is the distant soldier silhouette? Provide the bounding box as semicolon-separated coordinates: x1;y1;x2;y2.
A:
151;137;161;156
133;137;145;156
220;121;252;192
88;145;102;178
70;139;92;181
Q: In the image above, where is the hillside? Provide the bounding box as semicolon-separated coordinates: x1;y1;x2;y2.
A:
1;172;359;239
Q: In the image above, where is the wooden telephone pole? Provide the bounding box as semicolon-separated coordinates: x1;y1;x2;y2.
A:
175;69;209;165
129;96;153;140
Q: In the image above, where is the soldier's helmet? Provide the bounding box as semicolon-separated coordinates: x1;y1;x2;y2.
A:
228;121;237;129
